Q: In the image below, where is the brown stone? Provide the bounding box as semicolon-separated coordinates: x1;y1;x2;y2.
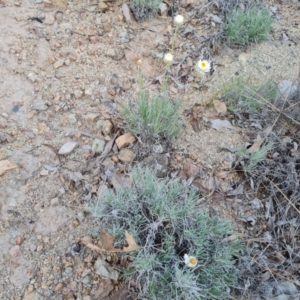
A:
83;113;99;122
52;0;67;9
0;160;18;176
90;36;99;44
37;244;44;252
94;279;114;298
16;236;24;245
54;283;63;291
102;120;113;135
9;245;20;257
183;158;200;178
0;149;8;160
111;154;119;163
48;55;55;64
118;149;135;162
115;133;136;149
98;1;108;10
54;60;64;69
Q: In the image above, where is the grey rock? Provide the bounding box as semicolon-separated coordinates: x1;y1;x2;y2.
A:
274;80;300;121
74;89;83;99
96;119;104;129
92;138;105;154
276;80;298;102
7;197;17;206
77;211;85;222
82;268;91;278
94;258;119;280
30;244;36;252
143;153;169;178
27;72;38;83
33;96;47;111
106;49;116;58
84;89;93;96
82;275;91;285
58;141;78;155
50;197;59;206
68;114;77;124
119;31;128;38
41;289;53;298
23;289;44;300
159;2;168;15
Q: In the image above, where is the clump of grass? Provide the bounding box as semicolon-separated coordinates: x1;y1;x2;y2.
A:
130;0;162;20
222;77;277;113
90;166;243;299
237;141;274;173
121;90;181;144
225;5;274;45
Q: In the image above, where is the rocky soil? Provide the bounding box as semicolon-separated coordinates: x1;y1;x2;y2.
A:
0;0;300;299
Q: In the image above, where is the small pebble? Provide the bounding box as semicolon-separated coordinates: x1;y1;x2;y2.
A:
30;244;37;252
58;141;78;155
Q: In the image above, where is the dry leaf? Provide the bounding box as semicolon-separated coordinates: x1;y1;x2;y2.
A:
81;236;93;244
215;171;228;179
247;134;263;154
82;230;141;253
123;231;142;251
213;100;227;115
97;230;116;252
190;104;204;132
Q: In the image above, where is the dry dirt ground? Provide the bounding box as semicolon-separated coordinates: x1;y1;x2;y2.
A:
0;0;300;299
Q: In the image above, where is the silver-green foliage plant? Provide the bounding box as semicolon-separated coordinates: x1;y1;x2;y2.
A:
223;78;277;113
121;90;181;143
90;166;243;299
131;0;162;20
225;5;274;45
237;142;274;173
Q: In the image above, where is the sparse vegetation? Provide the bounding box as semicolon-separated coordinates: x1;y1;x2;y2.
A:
130;0;162;20
237;141;274;173
222;77;277;113
121;90;181;143
225;6;274;45
90;166;243;299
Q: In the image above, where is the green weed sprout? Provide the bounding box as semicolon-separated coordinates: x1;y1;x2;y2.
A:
225;6;274;45
90;166;244;299
237;142;274;173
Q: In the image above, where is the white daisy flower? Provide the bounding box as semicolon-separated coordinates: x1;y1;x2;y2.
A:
163;53;174;65
196;59;211;74
174;15;184;27
184;254;198;268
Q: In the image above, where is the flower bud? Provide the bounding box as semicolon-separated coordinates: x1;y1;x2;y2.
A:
163;53;173;65
174;15;184;27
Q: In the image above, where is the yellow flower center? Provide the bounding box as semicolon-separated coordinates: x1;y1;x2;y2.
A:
189;257;197;265
201;61;207;69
